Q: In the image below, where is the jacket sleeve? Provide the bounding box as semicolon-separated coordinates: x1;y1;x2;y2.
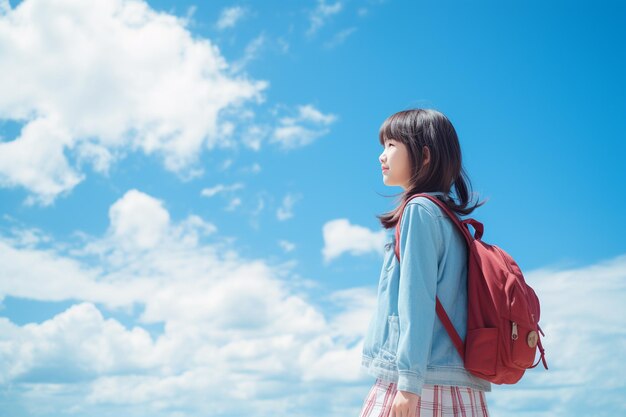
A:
396;201;442;396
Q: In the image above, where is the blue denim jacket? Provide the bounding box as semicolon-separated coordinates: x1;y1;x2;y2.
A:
360;192;492;396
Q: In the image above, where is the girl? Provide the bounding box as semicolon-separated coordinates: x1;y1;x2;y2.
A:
359;109;491;417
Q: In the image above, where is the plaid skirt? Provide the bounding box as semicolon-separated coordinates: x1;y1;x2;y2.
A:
359;378;490;417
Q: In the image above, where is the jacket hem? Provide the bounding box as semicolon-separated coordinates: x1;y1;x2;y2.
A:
360;354;492;393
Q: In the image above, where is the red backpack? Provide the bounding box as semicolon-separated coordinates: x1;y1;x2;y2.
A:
394;193;548;384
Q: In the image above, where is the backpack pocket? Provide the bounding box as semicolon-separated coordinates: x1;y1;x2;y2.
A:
508;281;538;369
510;320;538;369
465;327;498;376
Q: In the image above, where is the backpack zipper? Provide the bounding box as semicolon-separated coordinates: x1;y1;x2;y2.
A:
511;321;518;340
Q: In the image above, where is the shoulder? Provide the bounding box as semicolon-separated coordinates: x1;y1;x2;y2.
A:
404;196;445;219
399;198;443;233
398;198;444;253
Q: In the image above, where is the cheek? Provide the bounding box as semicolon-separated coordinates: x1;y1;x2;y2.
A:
398;154;411;176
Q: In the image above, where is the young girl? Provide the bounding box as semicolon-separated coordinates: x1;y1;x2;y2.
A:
359;109;491;417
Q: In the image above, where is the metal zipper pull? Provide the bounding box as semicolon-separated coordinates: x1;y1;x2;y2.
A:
512;321;518;340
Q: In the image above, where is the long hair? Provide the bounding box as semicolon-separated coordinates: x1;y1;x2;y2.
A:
376;108;488;229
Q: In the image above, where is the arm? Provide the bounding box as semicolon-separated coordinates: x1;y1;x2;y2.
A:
396;202;442;396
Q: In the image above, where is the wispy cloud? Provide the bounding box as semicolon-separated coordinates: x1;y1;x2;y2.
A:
276;193;302;221
278;239;296;253
0;215;54;248
220;159;235;171
215;5;248;30
0;0;267;206
201;183;245;198
231;32;267;73
306;0;343;37
241;124;271;151
271;104;338;150
321;219;387;263
224;197;242;211
323;27;357;49
240;162;262;174
356;0;389;18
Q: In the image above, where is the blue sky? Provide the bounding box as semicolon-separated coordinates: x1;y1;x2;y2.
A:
0;0;624;416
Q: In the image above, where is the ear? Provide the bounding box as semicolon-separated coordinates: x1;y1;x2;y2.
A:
422;145;431;167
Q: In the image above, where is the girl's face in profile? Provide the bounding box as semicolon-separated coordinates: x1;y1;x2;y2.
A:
379;138;411;190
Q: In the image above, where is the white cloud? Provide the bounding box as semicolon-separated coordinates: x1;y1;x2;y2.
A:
0;188;374;415
307;0;343;37
200;182;245;198
231;33;266;73
271;104;337;150
0;215;54;248
296;104;338;125
0;0;268;206
241;124;271;151
108;190;171;251
0;117;86;206
276;193;302;221
322;219;387;263
170;214;218;246
215;5;247;30
225;197;242;211
0;302;157;385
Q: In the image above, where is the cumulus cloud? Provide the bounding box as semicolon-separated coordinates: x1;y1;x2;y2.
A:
0;188;372;415
270;104;337;150
0;302;157;385
322;219;387;263
108;190;171;251
0;0;268;206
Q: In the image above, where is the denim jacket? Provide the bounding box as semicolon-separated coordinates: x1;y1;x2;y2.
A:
360;191;492;396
